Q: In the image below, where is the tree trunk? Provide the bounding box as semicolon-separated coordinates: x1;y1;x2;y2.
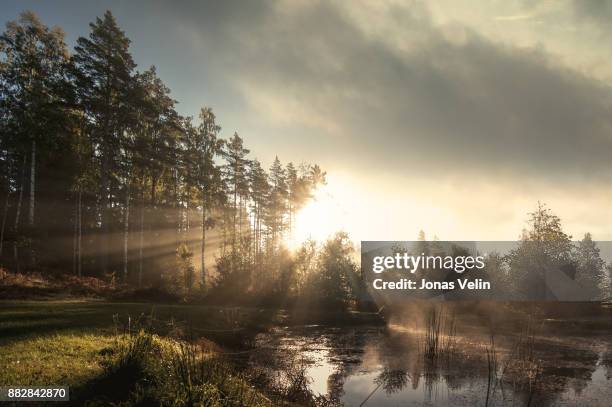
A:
288;201;292;235
252;206;257;269
221;214;226;256
73;191;78;274
13;155;26;269
185;201;190;241
139;190;144;288
238;195;243;244
123;182;130;282
150;176;157;206
77;189;82;277
14;155;26;232
201;203;206;288
28;140;36;226
0;165;10;258
100;144;112;276
233;181;237;252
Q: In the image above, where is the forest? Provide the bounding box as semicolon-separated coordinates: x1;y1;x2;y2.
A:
0;10;364;307
1;11;611;306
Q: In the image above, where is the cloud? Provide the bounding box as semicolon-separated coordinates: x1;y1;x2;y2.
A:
153;1;612;183
5;0;612;238
494;14;536;21
69;0;610;187
573;0;612;23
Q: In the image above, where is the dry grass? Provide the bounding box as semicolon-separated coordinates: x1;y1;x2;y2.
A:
0;268;115;299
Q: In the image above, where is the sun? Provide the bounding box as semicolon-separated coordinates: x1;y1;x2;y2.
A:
289;184;347;249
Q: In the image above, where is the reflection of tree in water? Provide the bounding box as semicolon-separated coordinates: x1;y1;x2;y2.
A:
244;321;610;406
370;326;605;406
374;368;408;393
322;327;375;402
603;344;612;380
326;371;346;402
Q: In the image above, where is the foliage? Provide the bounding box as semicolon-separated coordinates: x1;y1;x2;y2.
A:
0;10;326;296
503;203;608;300
175;243;195;293
299;232;359;309
506;203;575;300
575;233;606;299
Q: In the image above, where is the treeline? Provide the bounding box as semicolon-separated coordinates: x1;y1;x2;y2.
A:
414;203;612;301
489;203;612;300
0;11;331;295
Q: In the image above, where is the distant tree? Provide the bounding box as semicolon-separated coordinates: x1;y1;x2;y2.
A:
311;231;358;308
483;251;512;298
176;242;195;292
223;133;249;252
415;229;430;254
212;250;251;298
248;159;269;266
285;162;298;233
603;263;612;300
266;156;287;247
286;162;324;236
293;239;317;295
308;164;326;187
526;202;573;258
192;108;224;288
506;202;574;300
574;233;605;300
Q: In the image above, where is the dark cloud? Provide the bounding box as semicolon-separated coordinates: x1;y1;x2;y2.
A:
6;0;612;183
573;0;612;22
152;1;612;181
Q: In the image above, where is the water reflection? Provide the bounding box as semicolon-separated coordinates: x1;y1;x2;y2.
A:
242;324;611;406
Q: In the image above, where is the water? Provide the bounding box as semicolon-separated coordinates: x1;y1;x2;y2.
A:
237;323;611;406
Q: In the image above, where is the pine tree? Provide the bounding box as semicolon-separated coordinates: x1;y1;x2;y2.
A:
224;132;249;253
0;11;72;266
267;156;287;247
248;159;269;264
130;66;180;283
72;10;136;274
285;162;298;234
193;108;224;288
575;233;606;300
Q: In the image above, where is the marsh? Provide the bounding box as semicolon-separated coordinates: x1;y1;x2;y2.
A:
236;305;612;406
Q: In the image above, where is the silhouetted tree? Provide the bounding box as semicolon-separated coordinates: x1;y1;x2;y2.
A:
72;10;136;274
575;233;606;299
506;202;574;300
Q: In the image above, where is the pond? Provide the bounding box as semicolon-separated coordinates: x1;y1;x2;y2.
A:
232;322;611;406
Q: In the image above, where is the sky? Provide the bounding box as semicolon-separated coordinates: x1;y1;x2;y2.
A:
2;0;612;242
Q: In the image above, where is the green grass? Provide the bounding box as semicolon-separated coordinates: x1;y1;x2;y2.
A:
0;301;285;406
0;333;116;387
0;300;279;344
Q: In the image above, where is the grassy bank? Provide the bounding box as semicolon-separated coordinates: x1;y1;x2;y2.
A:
1;330;279;406
0;301;341;406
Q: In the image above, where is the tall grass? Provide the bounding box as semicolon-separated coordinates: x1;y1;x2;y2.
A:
422;306;457;363
484;316;542;407
424;307;442;361
484;333;498;407
88;314;274;406
167;339;272;407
